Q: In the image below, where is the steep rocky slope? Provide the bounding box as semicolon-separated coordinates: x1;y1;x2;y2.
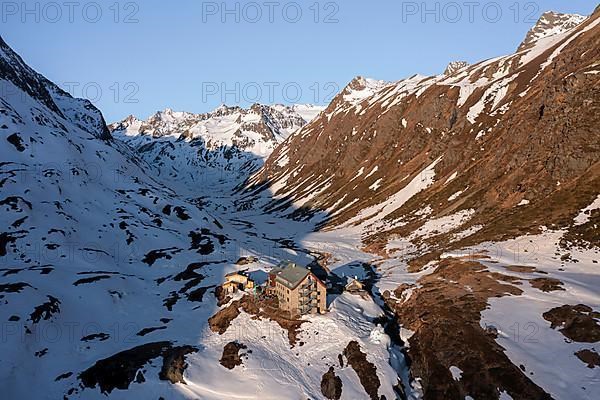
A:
248;10;600;250
0;37;111;140
245;9;600;400
518;11;586;51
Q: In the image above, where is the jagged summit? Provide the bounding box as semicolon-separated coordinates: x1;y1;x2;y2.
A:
110;103;313;141
518;11;586;51
443;61;469;76
109;102;324;188
342;76;389;104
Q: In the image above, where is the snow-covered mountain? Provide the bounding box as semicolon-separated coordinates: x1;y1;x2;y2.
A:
0;37;111;141
518;11;587;51
0;34;234;398
0;36;405;400
2;8;600;400
109;104;323;191
249;10;599;234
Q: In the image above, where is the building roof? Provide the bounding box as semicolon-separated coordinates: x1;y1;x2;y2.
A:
345;278;364;291
226;271;248;277
271;261;312;289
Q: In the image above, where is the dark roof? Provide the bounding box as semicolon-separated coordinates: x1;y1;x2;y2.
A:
271;261;311;289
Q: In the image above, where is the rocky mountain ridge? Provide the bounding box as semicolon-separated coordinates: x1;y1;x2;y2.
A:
518;11;587;51
248;10;599;248
109;103;323;190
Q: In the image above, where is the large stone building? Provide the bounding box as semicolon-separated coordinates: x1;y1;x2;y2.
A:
268;261;327;316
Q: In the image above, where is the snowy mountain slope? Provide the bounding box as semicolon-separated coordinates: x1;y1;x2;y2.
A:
0;37;111;140
109;104;322;191
518;11;587;51
0;37;411;400
243;9;600;400
0;34;230;398
248;10;600;239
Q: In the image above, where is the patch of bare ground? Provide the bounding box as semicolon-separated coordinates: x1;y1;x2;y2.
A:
78;342;197;394
542;304;600;342
343;341;381;400
321;366;343;400
407;251;443;273
386;258;553;400
529;277;565;292
208;300;240;334
392;283;415;302
159;345;197;384
235;256;257;265
30;295;61;323
208;295;305;346
561;207;600;249
0;282;32;293
219;341;248;370
575;349;600;368
361;241;389;258
214;285;232;306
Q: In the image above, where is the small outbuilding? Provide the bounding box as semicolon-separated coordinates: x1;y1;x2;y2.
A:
345;277;365;294
223;271;255;294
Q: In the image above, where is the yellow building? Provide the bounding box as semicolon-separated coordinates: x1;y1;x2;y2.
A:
223;271;254;293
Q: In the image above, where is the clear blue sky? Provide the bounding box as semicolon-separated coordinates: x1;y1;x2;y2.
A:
2;0;597;122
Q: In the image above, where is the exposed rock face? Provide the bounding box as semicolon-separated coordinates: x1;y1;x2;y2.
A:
159;345;198;384
543;304;600;342
219;342;248;370
443;61;469;76
320;366;343;400
343;341;381;400
575;349;600;368
78;342;197;394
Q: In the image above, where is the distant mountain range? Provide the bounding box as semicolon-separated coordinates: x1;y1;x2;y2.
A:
109;104;323;191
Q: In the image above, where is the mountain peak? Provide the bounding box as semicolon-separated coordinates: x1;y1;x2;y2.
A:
443;61;469;76
341;76;389;106
517;11;586;51
347;76;386;91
